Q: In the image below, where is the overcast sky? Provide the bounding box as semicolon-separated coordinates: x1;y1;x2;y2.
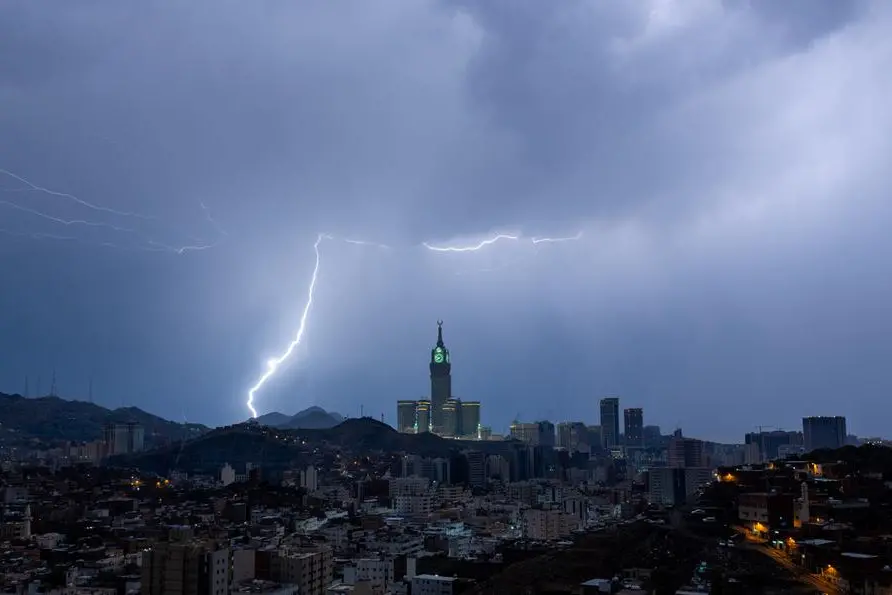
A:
1;0;890;442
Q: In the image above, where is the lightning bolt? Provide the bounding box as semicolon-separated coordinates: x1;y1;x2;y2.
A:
0;199;138;233
200;200;229;237
532;232;584;243
0;168;156;219
422;233;520;252
246;229;582;417
0;167;227;255
246;233;327;418
341;238;390;249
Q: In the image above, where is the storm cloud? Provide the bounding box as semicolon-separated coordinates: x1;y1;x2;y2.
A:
1;0;890;441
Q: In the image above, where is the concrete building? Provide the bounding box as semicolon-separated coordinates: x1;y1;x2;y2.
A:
745;430;803;462
460;401;481;439
270;546;333;595
802;416;847;452
509;421;555;447
668;436;705;468
466;450;485;489
300;466;318;492
396;400;417;433
414;400;431;433
599;398;620;449
524;507;574;541
343;557;394;592
647;467;712;507
623;408;644;449
104;422;145;456
141;542;229;595
441;398;462;437
412;574;456;595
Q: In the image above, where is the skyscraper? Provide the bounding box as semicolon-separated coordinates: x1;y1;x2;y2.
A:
600;397;620;449
442;398;462;437
461;401;481;438
430;320;452;434
803;416;847;451
397;400;417;433
415;400;431;433
624;407;644;449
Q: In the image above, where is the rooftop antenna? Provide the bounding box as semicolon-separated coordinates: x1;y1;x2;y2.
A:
49;369;57;397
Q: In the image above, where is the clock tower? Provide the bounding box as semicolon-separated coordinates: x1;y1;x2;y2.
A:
430;320;452;433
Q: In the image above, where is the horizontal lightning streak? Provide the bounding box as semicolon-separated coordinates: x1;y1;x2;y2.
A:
0;168;156;219
422;234;520;252
1;167;229;256
0;199;137;233
532;231;583;243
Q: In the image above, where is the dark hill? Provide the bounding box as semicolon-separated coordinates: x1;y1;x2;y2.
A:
110;424;299;475
0;392;207;446
117;417;512;475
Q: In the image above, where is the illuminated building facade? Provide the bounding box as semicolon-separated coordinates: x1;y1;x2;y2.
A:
414;400;431;433
429;320;452;433
395;321;482;437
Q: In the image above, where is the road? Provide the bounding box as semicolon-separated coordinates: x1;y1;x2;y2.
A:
732;526;839;595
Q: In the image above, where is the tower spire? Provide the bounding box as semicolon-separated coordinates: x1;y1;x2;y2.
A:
436;320;444;347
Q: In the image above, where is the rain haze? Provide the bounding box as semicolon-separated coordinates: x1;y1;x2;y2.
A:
1;0;890;442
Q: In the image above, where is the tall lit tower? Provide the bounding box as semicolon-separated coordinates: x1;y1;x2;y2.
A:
430;320;452;434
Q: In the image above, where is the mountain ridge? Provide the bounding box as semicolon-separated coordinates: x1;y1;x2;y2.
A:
253;406;344;429
0;392;208;446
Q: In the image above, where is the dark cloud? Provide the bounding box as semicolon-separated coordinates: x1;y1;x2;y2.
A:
0;0;889;441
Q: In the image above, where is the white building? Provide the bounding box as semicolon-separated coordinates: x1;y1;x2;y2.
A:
301;466;319;492
343;557;393;591
221;463;236;487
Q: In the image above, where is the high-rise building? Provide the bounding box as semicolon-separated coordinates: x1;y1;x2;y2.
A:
510;422;538;444
802;416;847;452
744;430;803;462
104;422;145;456
442;398;462;437
429;320;452;434
643;425;662;448
510;421;554;447
397;400;417;433
624;408;644;449
668;435;705;468
398;321;481;438
599;397;620;449
557;422;590;451
415;400;431;433
460;401;481;439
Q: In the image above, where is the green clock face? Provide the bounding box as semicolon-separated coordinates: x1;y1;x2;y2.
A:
434;352;444;363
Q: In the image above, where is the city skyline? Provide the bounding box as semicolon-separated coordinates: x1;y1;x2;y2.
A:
2;2;891;442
